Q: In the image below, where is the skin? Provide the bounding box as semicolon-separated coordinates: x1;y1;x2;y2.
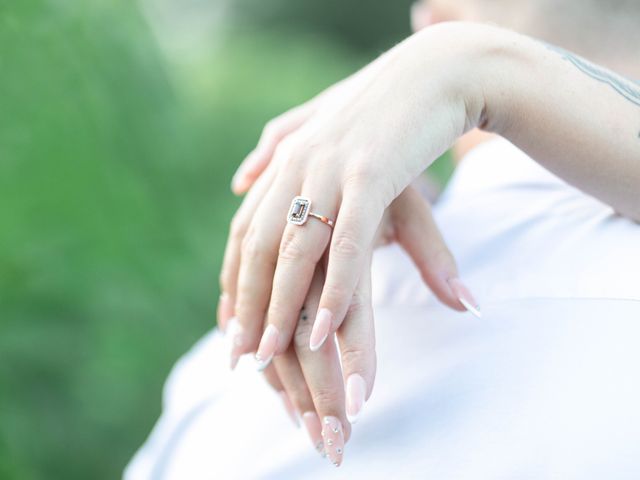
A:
221;186;469;464
219;14;640;466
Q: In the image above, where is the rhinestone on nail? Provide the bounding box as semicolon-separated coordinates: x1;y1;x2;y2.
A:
336;447;343;455
327;439;333;446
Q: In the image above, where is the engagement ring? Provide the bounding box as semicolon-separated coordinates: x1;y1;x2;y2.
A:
287;196;334;228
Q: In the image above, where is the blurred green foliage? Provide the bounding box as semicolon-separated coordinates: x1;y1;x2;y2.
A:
232;0;416;52
0;1;452;478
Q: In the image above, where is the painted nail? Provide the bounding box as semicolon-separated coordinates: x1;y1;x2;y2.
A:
345;374;367;424
255;324;279;370
227;317;244;370
322;416;344;466
447;278;482;318
309;308;332;352
231;172;245;194
217;292;233;333
302;411;325;456
230;157;250;193
279;391;300;428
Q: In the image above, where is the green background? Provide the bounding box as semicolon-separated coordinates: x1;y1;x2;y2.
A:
0;1;451;478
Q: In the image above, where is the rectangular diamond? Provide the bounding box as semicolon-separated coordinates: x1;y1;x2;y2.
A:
287;196;311;225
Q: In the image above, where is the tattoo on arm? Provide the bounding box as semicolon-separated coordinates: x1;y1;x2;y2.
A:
545;44;640;138
547;44;640;108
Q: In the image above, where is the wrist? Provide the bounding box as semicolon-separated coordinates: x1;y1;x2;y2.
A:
450;23;538;137
411;22;531;136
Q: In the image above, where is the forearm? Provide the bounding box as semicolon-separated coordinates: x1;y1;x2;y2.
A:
457;24;640;219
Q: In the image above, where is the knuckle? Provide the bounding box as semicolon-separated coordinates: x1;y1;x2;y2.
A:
273;135;295;160
311;386;341;410
279;229;307;262
273;136;307;170
287;389;311;411
346;293;370;319
342;161;378;187
262;118;280;139
340;342;373;371
332;230;363;259
241;229;269;261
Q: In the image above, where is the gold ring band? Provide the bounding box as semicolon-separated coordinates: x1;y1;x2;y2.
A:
308;212;335;228
287;196;335;229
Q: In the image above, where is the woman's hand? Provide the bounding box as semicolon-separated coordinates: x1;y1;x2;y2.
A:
226;186;476;466
229;51;399;197
215;17;640;469
218;25;486;367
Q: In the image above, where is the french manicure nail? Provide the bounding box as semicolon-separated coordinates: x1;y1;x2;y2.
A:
230;156;250;191
279;391;300;428
309;308;332;352
345;374;367;424
227;317;243;370
302;411;325;456
255;324;279;370
322;416;344;466
448;278;482;318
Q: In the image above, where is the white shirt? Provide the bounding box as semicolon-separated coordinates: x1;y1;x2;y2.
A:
125;139;640;480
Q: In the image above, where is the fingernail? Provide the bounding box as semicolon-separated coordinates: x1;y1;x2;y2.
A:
228;317;244;370
230;168;246;194
345;374;367;424
218;292;233;332
255;324;279;370
302;411;325;457
309;308;332;352
279;391;300;428
447;278;482;318
322;416;344;467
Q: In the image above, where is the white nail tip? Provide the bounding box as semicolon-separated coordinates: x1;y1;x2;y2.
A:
255;358;272;371
309;333;328;352
458;296;482;318
346;412;361;424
